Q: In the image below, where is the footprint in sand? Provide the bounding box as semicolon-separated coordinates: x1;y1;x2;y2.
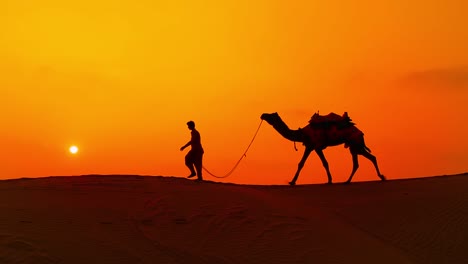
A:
0;235;57;263
5;239;36;252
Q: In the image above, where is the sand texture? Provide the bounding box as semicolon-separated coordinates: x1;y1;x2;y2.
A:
1;173;467;264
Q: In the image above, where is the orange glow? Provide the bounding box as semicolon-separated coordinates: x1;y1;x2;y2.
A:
1;0;467;184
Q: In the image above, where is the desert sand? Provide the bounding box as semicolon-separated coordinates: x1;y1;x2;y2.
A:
0;173;467;264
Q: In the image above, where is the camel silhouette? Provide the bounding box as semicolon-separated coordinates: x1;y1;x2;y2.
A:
260;112;386;185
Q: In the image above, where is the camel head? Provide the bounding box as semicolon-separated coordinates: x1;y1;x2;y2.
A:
260;112;280;125
260;112;306;143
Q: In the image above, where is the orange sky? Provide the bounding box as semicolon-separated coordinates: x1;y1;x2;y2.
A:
1;0;467;184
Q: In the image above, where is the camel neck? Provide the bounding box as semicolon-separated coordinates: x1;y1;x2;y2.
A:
269;116;304;143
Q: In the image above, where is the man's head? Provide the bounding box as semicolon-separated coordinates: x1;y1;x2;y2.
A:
187;121;195;130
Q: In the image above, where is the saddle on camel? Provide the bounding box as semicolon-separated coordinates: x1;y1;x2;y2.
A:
301;112;358;149
308;112;353;128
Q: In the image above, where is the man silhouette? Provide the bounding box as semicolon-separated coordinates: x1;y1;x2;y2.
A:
180;121;204;181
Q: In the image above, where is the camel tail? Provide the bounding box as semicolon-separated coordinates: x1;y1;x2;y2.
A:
364;145;372;153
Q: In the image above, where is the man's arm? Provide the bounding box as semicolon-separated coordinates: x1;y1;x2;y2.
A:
180;140;192;151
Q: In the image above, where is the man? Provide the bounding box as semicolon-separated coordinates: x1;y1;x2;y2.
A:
180;121;204;180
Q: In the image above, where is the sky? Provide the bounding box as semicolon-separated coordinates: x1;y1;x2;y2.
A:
1;0;467;184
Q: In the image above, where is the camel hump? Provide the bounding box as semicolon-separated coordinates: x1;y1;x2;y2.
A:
309;112;352;127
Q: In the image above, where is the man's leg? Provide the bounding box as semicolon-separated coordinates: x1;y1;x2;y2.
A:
194;153;203;180
185;152;196;177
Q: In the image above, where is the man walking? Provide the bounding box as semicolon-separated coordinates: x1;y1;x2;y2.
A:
180;121;204;181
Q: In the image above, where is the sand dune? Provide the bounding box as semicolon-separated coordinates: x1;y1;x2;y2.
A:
1;173;467;264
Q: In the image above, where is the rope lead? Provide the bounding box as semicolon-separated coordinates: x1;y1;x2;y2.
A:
202;119;264;178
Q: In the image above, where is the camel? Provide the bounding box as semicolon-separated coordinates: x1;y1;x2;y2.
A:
260;112;385;185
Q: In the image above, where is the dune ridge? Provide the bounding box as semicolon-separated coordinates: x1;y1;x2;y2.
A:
1;173;467;264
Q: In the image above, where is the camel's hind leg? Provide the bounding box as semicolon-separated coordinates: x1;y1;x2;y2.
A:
360;150;386;181
345;150;359;184
345;147;385;184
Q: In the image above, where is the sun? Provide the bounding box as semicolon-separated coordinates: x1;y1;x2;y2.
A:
69;145;79;154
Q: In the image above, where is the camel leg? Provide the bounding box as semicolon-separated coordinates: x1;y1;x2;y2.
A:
345;150;359;184
360;150;386;181
290;147;313;186
315;149;333;184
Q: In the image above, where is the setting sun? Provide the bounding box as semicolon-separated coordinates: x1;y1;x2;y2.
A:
0;0;466;183
69;146;79;154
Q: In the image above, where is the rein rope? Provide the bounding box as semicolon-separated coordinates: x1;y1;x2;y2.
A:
293;127;300;151
202;119;264;178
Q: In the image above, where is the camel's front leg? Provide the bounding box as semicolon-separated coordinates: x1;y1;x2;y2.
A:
315;149;333;184
289;147;313;186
